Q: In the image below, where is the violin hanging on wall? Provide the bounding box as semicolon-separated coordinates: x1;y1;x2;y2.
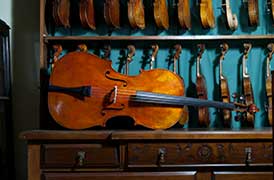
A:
219;43;231;127
150;44;159;70
242;43;255;126
177;0;191;30
104;0;120;28
266;43;274;125
128;0;145;29
154;0;169;30
246;0;259;26
125;45;136;75
196;44;210;127
52;0;70;28
200;0;215;28
79;0;96;30
222;0;238;30
47;51;258;130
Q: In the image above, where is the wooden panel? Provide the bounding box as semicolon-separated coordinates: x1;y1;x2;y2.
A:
127;142;273;167
214;172;273;180
28;144;41;180
42;144;119;168
43;172;197;180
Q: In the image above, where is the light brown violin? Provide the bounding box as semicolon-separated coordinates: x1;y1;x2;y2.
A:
79;0;96;30
242;43;255;126
128;0;145;29
51;44;63;69
196;44;209;127
125;45;136;75
104;0;120;28
47;52;258;130
200;0;215;28
219;43;231;127
177;0;191;30
154;0;169;30
222;0;238;30
266;43;274;125
247;0;259;26
150;44;159;70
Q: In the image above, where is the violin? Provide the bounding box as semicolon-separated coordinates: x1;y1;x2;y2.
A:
172;44;189;126
242;43;255;126
51;44;63;69
196;44;209;127
52;0;70;28
47;52;258;130
77;44;88;53
219;43;231;127
177;0;191;30
153;0;169;30
104;0;120;28
266;43;274;125
79;0;96;30
150;44;159;70
128;0;145;29
247;0;259;26
200;0;215;28
222;0;238;30
125;45;136;75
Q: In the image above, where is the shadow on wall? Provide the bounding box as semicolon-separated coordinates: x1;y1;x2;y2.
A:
12;0;40;180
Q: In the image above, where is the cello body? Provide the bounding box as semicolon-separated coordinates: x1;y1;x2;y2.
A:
48;52;184;130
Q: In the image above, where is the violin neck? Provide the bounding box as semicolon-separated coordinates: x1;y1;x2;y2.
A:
133;91;235;110
196;57;201;77
266;57;271;78
242;55;249;78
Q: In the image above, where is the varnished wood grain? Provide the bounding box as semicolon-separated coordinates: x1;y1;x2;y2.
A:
213;172;273;180
28;144;41;180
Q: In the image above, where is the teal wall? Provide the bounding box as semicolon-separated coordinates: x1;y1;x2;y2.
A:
48;0;273;129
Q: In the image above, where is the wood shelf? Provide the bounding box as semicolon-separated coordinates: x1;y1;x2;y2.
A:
44;35;274;42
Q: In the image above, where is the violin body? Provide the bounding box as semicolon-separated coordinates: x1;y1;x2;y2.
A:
243;77;254;125
48;52;184;130
196;75;210;127
79;0;96;30
153;0;169;30
200;0;215;28
128;0;145;29
104;0;120;28
222;0;238;30
247;0;259;26
177;0;191;30
52;0;70;27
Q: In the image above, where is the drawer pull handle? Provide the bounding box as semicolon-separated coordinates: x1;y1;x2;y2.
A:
77;151;86;166
157;148;166;165
245;147;252;165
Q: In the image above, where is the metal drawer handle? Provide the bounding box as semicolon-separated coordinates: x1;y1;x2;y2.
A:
76;151;86;166
245;147;252;166
157;148;166;165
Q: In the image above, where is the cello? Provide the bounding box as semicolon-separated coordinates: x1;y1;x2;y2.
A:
242;43;255;126
47;52;258;130
219;43;231;127
266;43;274;125
196;44;209;127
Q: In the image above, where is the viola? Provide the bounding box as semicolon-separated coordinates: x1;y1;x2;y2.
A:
196;44;209;127
219;43;231;127
200;0;215;28
247;0;259;26
47;52;258;130
79;0;96;30
222;0;238;30
266;43;274;125
153;0;169;30
242;43;255;126
128;0;145;29
150;44;159;70
177;0;191;30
